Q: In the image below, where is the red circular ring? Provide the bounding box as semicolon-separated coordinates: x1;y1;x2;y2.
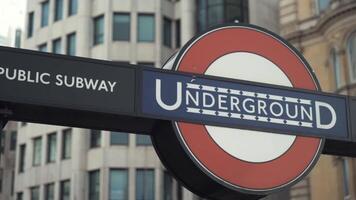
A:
174;26;323;191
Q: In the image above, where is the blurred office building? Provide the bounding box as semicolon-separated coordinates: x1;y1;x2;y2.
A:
279;0;356;199
0;0;283;200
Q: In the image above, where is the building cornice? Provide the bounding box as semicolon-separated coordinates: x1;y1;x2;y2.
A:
284;1;356;43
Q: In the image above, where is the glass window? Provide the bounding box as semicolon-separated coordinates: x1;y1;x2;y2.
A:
177;183;183;200
136;135;152;146
68;0;78;16
90;129;101;148
342;158;350;197
10;131;17;150
109;169;128;200
348;32;356;82
0;133;4;153
60;180;70;200
27;12;34;38
163;17;172;47
33;137;42;166
41;1;49;27
52;38;62;54
45;183;55;200
136;169;155;200
138;14;155;42
47;132;57;163
317;0;331;13
66;32;76;56
137;62;155;67
110;132;129;145
19;144;26;173
54;0;63;21
17;192;23;200
15;29;21;48
113;13;130;41
62;128;72;159
93;15;104;45
38;43;48;52
30;186;40;200
89;170;100;200
0;169;2;193
197;0;248;32
163;171;173;200
176;19;181;48
331;48;341;88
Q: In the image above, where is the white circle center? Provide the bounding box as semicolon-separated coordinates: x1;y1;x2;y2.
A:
205;52;296;163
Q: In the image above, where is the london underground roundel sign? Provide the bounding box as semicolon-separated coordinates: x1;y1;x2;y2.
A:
152;24;324;200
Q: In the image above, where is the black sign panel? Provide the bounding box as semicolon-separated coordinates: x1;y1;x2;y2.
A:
0;47;136;116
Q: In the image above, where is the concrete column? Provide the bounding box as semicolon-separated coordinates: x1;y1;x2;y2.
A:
71;128;88;200
76;0;92;57
180;0;196;44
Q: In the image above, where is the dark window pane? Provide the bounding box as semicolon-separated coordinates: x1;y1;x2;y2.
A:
68;0;78;16
113;13;130;41
136;169;154;200
54;0;63;21
163;171;173;200
38;43;47;52
138;14;155;42
10;131;17;150
45;183;55;200
110;169;128;200
90;130;101;148
47;132;57;163
163;17;172;47
17;192;23;200
89;170;100;200
66;33;76;56
30;187;40;200
137;62;154;67
60;180;70;200
41;1;49;27
110;132;129;145
27;12;34;38
175;19;181;47
62;129;72;159
52;38;62;54
136;135;152;146
93;15;104;45
19;144;26;173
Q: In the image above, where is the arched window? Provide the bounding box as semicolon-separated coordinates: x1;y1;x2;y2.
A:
316;0;331;13
347;32;356;82
330;48;341;88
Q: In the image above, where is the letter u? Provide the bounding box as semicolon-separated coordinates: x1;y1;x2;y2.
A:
155;79;182;111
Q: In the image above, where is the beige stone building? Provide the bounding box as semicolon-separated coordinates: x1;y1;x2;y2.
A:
279;0;356;199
